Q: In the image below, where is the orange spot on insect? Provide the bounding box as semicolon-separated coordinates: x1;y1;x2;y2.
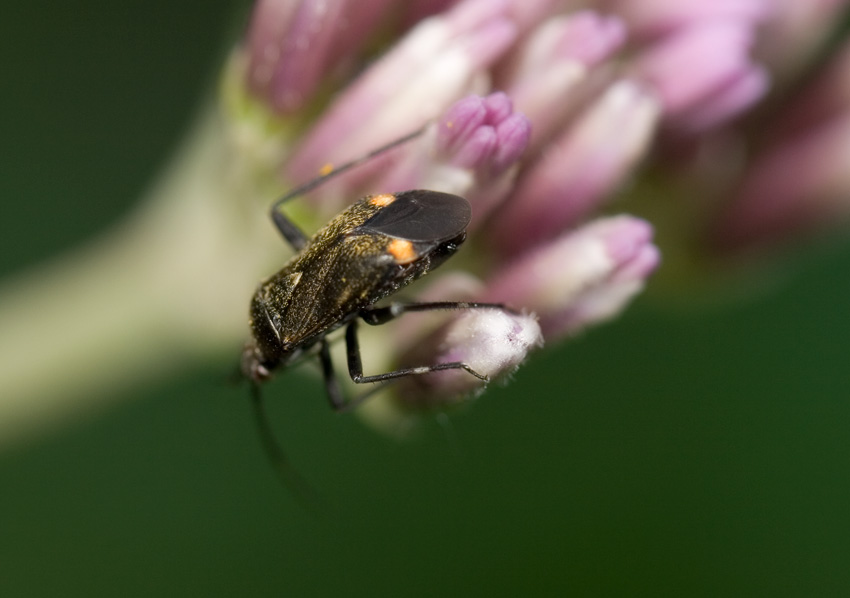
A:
369;193;396;207
387;238;417;264
319;163;334;176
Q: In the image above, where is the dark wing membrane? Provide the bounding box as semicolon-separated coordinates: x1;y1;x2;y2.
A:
356;190;471;243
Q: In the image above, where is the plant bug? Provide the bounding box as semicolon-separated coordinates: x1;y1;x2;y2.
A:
241;127;513;492
242;128;512;403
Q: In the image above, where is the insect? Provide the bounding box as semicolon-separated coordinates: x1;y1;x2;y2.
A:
242;128;510;406
241;128;511;494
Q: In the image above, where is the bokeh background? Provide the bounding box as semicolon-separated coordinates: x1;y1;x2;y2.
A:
2;2;850;596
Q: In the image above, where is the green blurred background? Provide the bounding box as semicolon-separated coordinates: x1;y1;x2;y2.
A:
2;2;850;596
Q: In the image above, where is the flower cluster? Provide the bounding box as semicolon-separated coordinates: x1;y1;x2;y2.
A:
228;0;850;429
1;0;848;448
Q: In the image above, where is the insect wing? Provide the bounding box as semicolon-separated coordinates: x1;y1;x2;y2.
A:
356;190;471;244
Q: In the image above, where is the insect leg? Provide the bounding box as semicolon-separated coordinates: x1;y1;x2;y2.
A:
318;338;347;412
270;210;310;252
360;301;516;326
334;319;488;413
269;126;427;251
317;330;384;412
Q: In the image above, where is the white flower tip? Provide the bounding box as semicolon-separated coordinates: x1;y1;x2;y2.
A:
395;308;542;406
443;309;543;380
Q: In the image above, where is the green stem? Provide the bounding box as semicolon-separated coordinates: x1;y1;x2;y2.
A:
0;106;279;449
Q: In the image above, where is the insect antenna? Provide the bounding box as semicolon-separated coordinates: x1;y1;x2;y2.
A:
271;126;426;212
249;382;325;514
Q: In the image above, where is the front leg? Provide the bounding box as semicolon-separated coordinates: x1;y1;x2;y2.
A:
271;207;309;252
336;319;488;413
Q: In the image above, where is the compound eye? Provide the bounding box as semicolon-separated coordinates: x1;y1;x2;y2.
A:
357;190;471;243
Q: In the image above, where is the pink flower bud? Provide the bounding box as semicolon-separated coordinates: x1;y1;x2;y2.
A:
502;12;626;151
484;216;660;339
632;21;768;131
285;0;518;198
610;0;772;39
487;80;660;256
245;0;391;114
713;41;850;252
